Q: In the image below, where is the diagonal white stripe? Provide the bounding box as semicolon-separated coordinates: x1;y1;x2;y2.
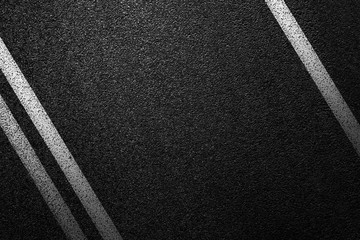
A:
0;94;87;240
0;38;123;240
266;0;360;158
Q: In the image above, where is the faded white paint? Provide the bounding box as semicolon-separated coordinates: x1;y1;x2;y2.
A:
0;38;123;240
266;0;360;158
0;94;86;240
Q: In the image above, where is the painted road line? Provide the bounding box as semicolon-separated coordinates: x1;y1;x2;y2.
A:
0;38;123;240
266;0;360;158
0;94;87;240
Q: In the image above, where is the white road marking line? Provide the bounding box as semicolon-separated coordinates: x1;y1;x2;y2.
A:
0;38;123;240
266;0;360;158
0;94;87;240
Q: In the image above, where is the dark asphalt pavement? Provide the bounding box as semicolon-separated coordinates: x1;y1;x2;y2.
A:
1;0;360;239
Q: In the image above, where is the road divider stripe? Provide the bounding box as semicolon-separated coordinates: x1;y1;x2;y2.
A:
0;94;87;240
0;38;123;240
266;0;360;158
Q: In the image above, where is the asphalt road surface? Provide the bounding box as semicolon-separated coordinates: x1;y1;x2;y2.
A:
1;0;360;239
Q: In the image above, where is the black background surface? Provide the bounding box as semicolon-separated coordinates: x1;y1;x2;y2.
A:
1;0;360;239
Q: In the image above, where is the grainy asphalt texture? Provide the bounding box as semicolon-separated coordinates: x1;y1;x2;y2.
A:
1;0;360;239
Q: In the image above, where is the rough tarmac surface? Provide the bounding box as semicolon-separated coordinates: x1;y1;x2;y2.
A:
1;1;360;239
